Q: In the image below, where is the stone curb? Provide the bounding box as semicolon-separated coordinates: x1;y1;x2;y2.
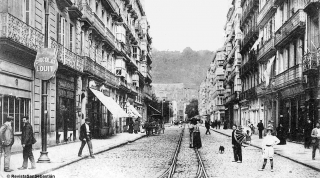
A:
210;128;320;172
34;135;147;175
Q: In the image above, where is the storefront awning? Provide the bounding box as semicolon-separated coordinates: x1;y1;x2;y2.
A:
127;105;142;118
90;88;129;118
148;105;161;114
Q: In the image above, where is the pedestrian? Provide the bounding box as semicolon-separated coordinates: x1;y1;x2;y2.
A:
192;121;202;149
276;123;286;145
128;118;134;134
248;120;255;134
257;119;264;139
133;119;140;134
205;120;211;135
258;126;280;172
18;116;36;170
78;119;95;159
0;116;15;172
189;120;195;148
217;120;221;129
214;120;218;129
304;119;313;149
311;122;320;160
245;129;252;146
232;125;242;163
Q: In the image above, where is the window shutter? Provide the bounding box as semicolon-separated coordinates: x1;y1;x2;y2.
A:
57;13;61;43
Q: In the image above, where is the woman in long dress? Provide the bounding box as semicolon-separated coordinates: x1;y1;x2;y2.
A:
193;121;202;149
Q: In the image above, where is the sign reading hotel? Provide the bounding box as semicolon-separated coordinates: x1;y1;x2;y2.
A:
34;48;58;80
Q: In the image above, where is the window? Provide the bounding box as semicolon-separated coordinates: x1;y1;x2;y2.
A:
0;95;30;133
133;47;138;59
69;24;73;51
57;15;66;45
25;0;30;25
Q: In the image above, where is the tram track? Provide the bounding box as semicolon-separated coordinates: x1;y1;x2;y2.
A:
158;125;209;178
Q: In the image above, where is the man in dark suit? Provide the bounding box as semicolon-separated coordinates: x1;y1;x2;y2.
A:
18;116;36;170
257;120;264;139
78;119;95;158
232;124;242;163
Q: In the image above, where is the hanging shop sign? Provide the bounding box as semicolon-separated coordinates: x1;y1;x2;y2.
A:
34;48;58;80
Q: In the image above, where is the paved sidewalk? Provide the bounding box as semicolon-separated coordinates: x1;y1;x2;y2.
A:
0;132;145;177
208;127;320;171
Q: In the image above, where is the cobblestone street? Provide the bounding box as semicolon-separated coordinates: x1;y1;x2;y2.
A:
200;127;320;178
49;126;182;178
46;125;320;178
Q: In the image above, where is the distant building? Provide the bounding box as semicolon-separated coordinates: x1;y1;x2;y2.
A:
152;83;198;121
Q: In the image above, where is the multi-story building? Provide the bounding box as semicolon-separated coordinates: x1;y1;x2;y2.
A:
223;0;242;128
303;0;320;130
239;0;262;128
212;48;226;123
0;0;153;151
198;48;226;123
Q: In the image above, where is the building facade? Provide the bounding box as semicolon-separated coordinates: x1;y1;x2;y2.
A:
198;48;226;123
0;0;153;151
223;0;242;128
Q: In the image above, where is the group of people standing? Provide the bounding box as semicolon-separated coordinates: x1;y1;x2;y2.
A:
128;118;141;134
0;116;36;172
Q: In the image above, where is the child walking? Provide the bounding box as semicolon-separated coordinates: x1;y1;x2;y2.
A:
258;126;280;172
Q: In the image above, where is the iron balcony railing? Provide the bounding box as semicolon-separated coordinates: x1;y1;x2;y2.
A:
0;13;44;51
93;13;106;37
274;64;303;89
241;0;259;26
257;0;277;27
49;38;84;72
258;37;275;61
240;87;257;101
302;52;318;73
242;25;258;50
275;10;306;47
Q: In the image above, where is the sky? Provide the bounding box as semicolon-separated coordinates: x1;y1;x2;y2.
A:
144;0;231;52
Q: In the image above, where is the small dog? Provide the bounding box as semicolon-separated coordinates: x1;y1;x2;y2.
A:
219;146;225;154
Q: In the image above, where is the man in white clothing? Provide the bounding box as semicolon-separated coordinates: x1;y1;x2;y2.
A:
258;126;280;172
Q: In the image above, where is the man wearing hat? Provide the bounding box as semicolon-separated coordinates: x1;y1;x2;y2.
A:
258;126;280;172
0;116;15;172
78;119;95;158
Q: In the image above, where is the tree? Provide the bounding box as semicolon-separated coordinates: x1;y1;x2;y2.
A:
185;99;199;119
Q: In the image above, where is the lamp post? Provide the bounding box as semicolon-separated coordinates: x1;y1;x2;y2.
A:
38;0;50;163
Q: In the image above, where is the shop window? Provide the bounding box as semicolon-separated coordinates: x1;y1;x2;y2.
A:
0;95;30;133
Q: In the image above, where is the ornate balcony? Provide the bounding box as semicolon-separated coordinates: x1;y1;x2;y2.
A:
79;3;94;26
304;0;320;14
95;63;106;80
256;82;266;96
240;53;258;78
257;37;276;62
257;0;277;28
275;10;306;47
68;4;83;20
226;45;238;64
241;25;258;52
105;70;119;87
274;64;303;90
302;52;318;75
91;13;106;37
225;92;239;105
101;0;119;14
56;0;72;10
103;27;116;49
50;38;84;72
83;56;95;75
0;13;44;56
241;0;259;27
240;87;257;101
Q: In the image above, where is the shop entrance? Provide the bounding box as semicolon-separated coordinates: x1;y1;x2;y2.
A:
56;73;76;143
